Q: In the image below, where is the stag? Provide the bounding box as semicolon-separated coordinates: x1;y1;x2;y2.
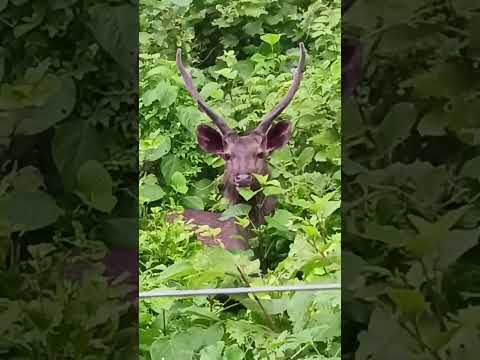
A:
168;43;306;251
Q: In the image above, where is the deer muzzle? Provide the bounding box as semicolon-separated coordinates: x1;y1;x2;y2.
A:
234;174;254;187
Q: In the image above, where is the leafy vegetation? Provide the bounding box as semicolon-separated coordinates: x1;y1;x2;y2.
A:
343;0;480;358
139;0;341;359
0;0;137;357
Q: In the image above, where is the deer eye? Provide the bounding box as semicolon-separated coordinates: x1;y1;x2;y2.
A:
224;154;232;160
257;152;266;158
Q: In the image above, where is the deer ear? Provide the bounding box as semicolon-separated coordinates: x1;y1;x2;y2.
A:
265;121;291;152
196;125;225;154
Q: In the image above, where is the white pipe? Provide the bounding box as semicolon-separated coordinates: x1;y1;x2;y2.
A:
140;283;341;299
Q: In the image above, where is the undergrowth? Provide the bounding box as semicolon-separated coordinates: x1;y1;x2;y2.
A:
139;0;341;359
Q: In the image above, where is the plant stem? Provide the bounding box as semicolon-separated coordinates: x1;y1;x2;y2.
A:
236;265;278;332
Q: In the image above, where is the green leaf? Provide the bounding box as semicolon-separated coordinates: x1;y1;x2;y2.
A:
177;106;204;134
75;160;117;213
241;6;267;17
253;174;269;186
140;134;171;162
311;194;340;219
262;186;285;196
406;207;469;257
161;155;185;184
224;345;244;360
437;229;480;270
16;76;76;135
243;21;263;36
49;0;78;10
297;147;315;169
142;81;178;107
388;288;427;318
150;337;193;360
199;341;224;360
215;68;238;80
220;204;252;220
0;0;8;12
168;0;192;7
286;292;316;331
140;183;166;203
13;4;45;38
103;218;137;249
266;209;292;231
171;172;188;194
460;156;480;180
237;188;260;201
402;63;472;99
192;178;214;201
87;4;137;78
142;173;158;185
52;119;104;190
150;324;223;360
4;191;63;232
457;306;480;327
314;150;327;162
182;196;204;210
200;82;224;100
375;102;417;153
356;307;418;359
232;60;255;81
260;33;281;46
363;223;409;248
417;109;448;136
13;166;44;192
27;243;56;258
343;97;364;139
270;146;292;164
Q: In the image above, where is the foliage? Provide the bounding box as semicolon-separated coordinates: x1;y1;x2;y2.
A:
343;0;480;358
139;0;341;359
0;0;137;357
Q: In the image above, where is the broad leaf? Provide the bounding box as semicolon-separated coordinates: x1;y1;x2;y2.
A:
261;33;281;46
52;119;104;190
16;76;76;135
182;196;204;210
103;218;138;249
143;81;178;107
237;188;260;201
140;134;171;163
4;191;63;232
140;183;166;203
75;160;117;213
87;4;137;79
171;172;188;194
220;204;251;220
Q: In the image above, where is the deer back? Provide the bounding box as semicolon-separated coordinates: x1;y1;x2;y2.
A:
166;209;250;250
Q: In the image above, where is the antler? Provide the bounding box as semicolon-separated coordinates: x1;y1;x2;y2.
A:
255;42;306;134
176;49;232;135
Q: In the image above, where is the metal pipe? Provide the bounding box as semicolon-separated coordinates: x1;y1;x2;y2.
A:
140;283;341;299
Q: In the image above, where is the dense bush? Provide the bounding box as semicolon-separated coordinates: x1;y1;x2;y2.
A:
343;1;480;359
0;1;137;358
139;0;341;359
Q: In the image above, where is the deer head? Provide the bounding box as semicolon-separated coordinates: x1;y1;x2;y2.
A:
176;43;306;203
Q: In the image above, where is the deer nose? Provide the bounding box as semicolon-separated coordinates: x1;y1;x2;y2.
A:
234;174;253;187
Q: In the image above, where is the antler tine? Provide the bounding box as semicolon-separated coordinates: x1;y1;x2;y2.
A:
256;42;306;134
176;49;232;135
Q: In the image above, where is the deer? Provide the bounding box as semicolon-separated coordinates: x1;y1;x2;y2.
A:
167;43;306;251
